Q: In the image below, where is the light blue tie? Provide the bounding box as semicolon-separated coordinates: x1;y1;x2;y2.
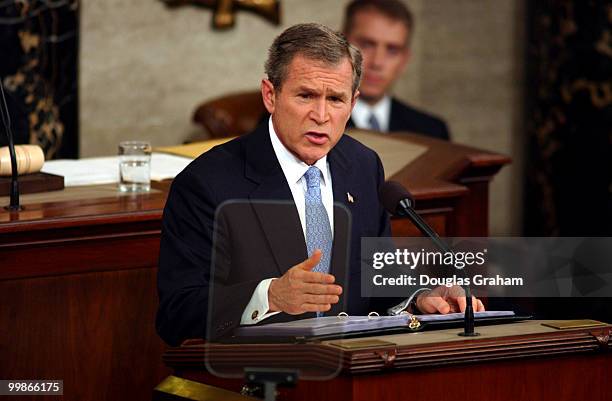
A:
304;166;332;275
368;113;381;131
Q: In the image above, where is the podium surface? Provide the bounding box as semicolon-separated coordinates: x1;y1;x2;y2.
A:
163;320;612;401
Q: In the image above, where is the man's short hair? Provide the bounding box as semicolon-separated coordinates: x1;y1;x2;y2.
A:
264;23;362;94
343;0;414;46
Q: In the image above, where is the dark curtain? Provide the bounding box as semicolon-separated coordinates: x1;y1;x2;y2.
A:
525;0;611;236
0;0;79;159
523;0;612;322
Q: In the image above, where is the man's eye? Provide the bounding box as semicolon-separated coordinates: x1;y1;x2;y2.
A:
329;97;342;102
299;93;312;99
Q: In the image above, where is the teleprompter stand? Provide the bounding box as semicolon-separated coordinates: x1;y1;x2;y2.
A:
242;368;299;401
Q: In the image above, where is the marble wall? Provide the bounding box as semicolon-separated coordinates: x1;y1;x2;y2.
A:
80;0;525;234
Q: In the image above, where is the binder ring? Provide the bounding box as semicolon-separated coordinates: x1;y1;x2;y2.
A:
337;312;349;320
367;311;380;319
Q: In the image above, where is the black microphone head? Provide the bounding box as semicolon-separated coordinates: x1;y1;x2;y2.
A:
379;181;415;215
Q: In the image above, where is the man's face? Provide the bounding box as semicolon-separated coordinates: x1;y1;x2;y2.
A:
262;55;357;165
345;9;410;103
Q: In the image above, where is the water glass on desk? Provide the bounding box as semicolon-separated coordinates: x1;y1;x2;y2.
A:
118;141;151;192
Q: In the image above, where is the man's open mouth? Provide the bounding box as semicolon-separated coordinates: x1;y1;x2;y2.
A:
305;132;329;145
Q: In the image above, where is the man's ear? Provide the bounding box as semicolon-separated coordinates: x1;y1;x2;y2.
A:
261;79;276;114
351;89;360;109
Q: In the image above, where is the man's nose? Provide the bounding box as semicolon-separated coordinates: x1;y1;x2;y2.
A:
310;98;329;124
369;46;385;69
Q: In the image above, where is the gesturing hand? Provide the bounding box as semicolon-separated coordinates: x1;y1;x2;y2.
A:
416;285;485;314
268;250;343;315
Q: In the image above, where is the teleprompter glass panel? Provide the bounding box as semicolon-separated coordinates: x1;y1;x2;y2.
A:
205;200;353;380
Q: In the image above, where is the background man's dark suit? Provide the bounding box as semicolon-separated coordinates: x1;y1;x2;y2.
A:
157;122;391;345
348;97;450;140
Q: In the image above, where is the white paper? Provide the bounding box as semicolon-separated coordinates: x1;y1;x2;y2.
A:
150;153;193;181
41;153;193;187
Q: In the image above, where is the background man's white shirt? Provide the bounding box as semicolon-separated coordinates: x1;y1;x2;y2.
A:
351;96;392;132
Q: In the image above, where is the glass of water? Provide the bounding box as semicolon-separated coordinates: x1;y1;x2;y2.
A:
118;141;151;192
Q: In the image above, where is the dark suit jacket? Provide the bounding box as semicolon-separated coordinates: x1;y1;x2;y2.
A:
348;97;450;140
156;122;392;345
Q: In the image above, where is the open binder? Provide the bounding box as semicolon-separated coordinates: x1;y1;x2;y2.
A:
233;311;524;340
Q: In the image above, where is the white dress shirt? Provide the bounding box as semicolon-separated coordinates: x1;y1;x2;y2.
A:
351;96;392;132
240;117;334;325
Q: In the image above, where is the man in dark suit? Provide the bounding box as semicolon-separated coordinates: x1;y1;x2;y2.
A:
157;23;479;346
343;0;450;140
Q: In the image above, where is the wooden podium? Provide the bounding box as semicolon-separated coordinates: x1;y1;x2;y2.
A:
0;134;508;401
348;130;511;237
161;321;612;401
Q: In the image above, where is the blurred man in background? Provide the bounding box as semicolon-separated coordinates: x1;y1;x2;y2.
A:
343;0;450;140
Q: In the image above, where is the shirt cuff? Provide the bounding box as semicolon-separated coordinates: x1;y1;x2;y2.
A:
240;278;281;325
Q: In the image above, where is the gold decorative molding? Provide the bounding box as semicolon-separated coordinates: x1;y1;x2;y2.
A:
161;0;281;30
154;375;256;400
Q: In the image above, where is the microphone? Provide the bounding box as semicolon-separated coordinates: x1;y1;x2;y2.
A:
379;180;478;336
379;181;452;253
0;78;20;211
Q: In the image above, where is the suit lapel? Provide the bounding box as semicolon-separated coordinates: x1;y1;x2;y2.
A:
244;124;307;276
389;97;410;132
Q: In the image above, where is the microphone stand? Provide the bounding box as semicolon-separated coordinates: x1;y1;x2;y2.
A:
397;198;478;336
0;79;21;211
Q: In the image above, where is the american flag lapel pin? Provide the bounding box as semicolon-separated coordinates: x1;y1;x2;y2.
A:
347;192;354;203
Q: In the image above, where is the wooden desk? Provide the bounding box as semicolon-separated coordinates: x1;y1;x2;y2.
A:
163;321;612;401
0;135;508;400
0;183;171;401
